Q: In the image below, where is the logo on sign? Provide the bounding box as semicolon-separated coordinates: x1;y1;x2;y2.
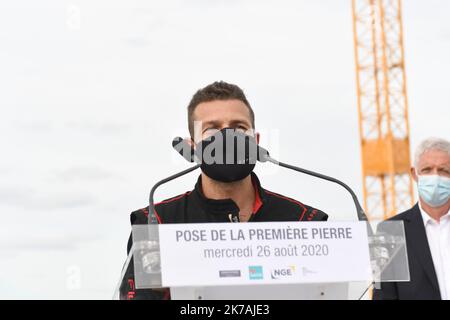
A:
219;270;241;278
301;266;318;276
271;266;296;279
248;266;264;280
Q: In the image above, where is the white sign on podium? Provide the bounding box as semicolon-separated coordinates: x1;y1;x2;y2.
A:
158;221;372;287
113;220;410;300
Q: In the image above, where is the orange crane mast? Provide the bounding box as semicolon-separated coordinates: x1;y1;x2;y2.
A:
351;0;415;220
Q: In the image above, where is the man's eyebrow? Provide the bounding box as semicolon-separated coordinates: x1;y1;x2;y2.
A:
202;120;221;127
229;119;252;126
202;119;252;127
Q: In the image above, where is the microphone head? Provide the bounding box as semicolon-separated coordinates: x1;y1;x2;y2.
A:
172;137;195;163
257;145;270;162
173;133;270;164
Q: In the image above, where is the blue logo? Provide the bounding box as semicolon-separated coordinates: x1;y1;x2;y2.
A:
248;266;264;280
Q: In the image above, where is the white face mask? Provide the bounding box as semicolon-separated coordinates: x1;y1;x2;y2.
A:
417;174;450;208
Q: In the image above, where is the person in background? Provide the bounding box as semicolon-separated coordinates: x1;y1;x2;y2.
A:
373;137;450;300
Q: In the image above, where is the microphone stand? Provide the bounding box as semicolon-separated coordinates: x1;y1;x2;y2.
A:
261;154;375;258
254;143;370;223
148;164;201;224
265;156;369;222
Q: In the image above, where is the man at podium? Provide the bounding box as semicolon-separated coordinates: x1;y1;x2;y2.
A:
119;81;329;300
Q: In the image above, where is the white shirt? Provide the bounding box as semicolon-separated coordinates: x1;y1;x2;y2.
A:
419;202;450;300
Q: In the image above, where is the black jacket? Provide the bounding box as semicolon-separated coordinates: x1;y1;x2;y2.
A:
119;173;328;300
372;203;442;300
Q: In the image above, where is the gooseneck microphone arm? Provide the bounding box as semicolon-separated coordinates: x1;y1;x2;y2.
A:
257;146;369;222
148;164;201;224
267;157;368;221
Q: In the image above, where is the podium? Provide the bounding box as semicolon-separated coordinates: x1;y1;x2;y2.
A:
113;221;409;300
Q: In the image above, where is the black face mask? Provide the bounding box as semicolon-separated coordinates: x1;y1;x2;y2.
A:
194;128;257;183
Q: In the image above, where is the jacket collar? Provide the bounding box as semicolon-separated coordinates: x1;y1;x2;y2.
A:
193;172;267;216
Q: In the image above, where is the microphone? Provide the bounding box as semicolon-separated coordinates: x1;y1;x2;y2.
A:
147;138;200;224
172;137;196;163
152;134;369;223
257;148;369;222
268;157;369;222
149;135;264;224
256;144;270;163
227;132;368;222
256;140;373;235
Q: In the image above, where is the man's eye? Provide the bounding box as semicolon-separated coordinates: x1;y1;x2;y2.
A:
203;128;219;136
235;125;248;132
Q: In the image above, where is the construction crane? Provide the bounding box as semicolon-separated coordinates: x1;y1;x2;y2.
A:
351;0;415;220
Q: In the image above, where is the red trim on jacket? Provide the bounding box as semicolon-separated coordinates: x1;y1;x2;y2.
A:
154;191;192;206
263;190;307;220
142;191;192;224
252;178;263;214
163;288;171;300
127;279;136;300
307;209;318;221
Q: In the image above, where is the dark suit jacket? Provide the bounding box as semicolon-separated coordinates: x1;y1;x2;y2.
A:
373;203;442;300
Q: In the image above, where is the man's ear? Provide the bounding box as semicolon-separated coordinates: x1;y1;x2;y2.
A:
186;137;195;149
411;167;418;183
256;132;260;144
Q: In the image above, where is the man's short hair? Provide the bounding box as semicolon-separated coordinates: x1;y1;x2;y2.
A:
414;137;450;167
187;81;255;138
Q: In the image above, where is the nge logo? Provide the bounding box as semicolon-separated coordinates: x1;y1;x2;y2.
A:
270;266;296;279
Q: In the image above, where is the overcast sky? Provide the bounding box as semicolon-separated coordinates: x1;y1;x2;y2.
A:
0;0;448;299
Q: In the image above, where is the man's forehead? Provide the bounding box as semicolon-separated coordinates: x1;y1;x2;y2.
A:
199;117;251;126
418;149;450;166
193;100;252;123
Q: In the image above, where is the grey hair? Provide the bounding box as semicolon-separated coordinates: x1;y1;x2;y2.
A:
414;137;450;167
